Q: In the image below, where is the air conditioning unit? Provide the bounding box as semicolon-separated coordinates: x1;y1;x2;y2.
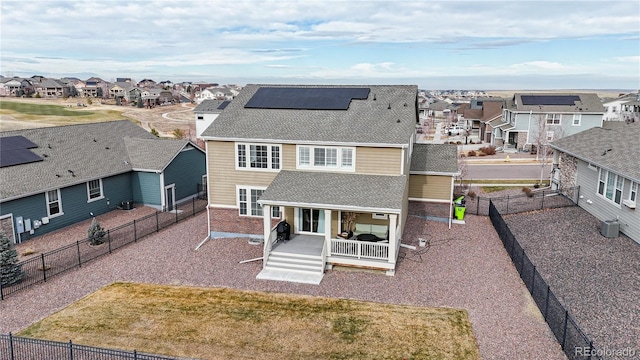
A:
600;220;620;238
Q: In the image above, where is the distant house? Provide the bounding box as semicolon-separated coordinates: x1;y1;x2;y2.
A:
109;82;134;103
193;99;230;138
602;92;640;123
137;79;157;88
459;99;504;143
34;78;69;98
497;93;605;151
0;121;206;244
0;78;32;97
195;87;235;103
550;124;640;244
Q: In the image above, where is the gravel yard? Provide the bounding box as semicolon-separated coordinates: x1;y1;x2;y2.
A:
505;206;640;359
1;207;565;360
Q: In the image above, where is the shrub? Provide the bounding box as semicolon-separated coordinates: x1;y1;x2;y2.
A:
151;128;159;137
468;150;477;156
479;146;496;155
478;152;487;156
522;187;531;193
468;190;477;199
88;218;106;246
87;97;93;105
456;141;462;145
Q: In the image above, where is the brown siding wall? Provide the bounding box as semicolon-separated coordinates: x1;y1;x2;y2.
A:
356;146;402;175
408;174;452;201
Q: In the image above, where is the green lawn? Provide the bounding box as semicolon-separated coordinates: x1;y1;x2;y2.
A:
0;101;93;116
19;282;481;360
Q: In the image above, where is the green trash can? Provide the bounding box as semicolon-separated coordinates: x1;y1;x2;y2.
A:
454;204;466;220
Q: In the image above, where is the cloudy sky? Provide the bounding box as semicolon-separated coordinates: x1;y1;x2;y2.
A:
1;0;638;90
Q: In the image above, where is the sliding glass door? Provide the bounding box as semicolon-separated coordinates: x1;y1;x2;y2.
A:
297;208;324;234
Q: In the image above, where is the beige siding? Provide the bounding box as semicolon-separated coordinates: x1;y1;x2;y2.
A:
208;141;296;206
408;174;452;201
356;146;402;175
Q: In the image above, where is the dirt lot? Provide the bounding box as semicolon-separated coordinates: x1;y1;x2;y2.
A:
0;97;196;138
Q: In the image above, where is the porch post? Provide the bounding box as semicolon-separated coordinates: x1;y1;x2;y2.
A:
324;209;332;257
388;214;397;264
262;204;271;269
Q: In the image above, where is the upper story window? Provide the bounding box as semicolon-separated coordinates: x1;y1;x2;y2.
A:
598;169;623;205
46;189;63;217
87;179;104;202
236;143;281;171
572;114;581;126
297;145;354;171
546;113;561;125
630;182;638;203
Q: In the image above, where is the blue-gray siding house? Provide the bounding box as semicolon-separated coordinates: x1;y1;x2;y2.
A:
550;124;640;244
0;120;206;243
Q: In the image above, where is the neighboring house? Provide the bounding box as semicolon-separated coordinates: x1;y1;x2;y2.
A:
497;93;605;151
195;87;235;103
137;79;157;88
193;99;230;138
34;78;69;98
549;124;640;244
459;99;504;143
200;84;458;284
428;100;455;119
0;120;206;244
601;92;640;122
109;82;134;103
0;78;30;97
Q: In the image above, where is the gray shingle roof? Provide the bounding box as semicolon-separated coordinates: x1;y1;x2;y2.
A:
0;121;195;201
193;99;228;113
200;84;418;146
410;144;459;174
505;93;604;113
258;170;406;212
550;124;640;182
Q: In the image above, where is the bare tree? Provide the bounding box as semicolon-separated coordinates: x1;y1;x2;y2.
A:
531;114;569;185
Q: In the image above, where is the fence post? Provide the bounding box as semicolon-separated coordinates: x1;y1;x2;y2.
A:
133;219;137;242
134;349;138;360
588;340;593;360
1;278;4;301
69;339;73;360
175;207;179;223
155;211;159;232
76;240;82;268
531;265;536;294
541;190;545;209
519;247;525;275
544;285;550;320
41;253;47;282
107;230;112;254
9;332;15;360
193;197;196;215
561;310;569;350
476;197;480;215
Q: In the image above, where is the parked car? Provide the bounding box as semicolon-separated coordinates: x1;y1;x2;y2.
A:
446;125;464;136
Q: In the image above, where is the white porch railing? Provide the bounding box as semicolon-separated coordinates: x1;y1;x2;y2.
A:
330;238;389;260
263;225;278;269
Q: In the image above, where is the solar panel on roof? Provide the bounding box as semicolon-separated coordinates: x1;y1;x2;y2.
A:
0;148;43;168
520;95;580;106
218;100;230;109
245;87;370;110
0;135;38;151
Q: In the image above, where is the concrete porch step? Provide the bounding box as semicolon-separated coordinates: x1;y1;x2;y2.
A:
256;268;324;285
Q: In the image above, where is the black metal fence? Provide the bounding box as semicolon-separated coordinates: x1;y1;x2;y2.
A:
0;198;207;300
0;333;188;360
488;200;599;360
466;186;580;216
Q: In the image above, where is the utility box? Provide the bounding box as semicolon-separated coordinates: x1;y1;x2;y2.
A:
600;220;620;238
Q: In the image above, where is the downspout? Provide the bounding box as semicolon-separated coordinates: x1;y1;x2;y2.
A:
449;176;454;229
205;141;211;239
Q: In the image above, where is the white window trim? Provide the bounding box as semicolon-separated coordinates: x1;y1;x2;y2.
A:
236;185;280;218
296;145;356;172
629;181;638;203
235;143;281;172
86;179;104;203
46;189;64;218
572;114;581;126
597;169;623;206
545;113;561;125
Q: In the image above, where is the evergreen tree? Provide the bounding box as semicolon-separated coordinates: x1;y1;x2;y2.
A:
88;218;106;246
0;231;23;286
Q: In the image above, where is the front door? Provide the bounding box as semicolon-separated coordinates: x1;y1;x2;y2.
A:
165;184;175;211
297;208;324;234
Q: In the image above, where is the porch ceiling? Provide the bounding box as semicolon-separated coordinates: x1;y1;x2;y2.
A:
257;170;405;213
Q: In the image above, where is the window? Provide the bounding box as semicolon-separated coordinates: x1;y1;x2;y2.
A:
545;113;561;125
197;115;204;120
236;143;281;170
630;182;637;203
298;146;355;171
238;187;280;218
572;114;581;126
87;179;103;201
46;189;62;217
597;169;623;205
546;131;554;141
298;208;324;234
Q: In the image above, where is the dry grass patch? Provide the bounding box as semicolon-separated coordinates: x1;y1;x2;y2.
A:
19;282;480;360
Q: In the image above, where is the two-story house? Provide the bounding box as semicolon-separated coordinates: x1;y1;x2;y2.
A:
193;99;230;138
459;99;504;143
550;124;639;244
496;93;605;151
200;84;459;284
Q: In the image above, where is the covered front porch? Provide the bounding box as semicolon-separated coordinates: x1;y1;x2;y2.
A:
257;170;407;283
